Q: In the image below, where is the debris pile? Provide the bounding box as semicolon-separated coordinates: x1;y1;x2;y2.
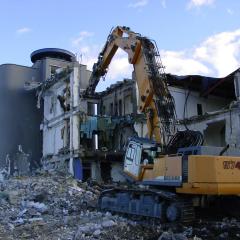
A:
157;218;240;240
0;173;161;239
0;173;100;239
0;173;240;239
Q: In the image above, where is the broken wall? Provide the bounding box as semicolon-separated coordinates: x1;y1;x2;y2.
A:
99;79;137;116
169;86;231;119
180;106;240;148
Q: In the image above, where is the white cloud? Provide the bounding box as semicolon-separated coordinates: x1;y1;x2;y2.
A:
16;27;31;34
72;31;94;46
162;29;240;78
193;29;240;76
72;28;240;92
160;0;166;8
106;50;132;81
187;0;215;9
128;0;148;8
161;50;211;75
86;49;132;92
73;44;100;67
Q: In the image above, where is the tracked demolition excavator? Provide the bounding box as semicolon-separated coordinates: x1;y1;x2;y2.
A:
84;26;240;222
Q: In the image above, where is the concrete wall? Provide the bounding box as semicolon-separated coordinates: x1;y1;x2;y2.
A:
79;65;91;91
169;86;230;119
0;64;40;89
43;87;68;155
0;64;42;169
39;58;74;81
42;64;91;161
100;80;137;116
43;83;66;121
42;79;70;156
108;80;229;121
43;121;66;156
180;107;240;148
133;85;231;139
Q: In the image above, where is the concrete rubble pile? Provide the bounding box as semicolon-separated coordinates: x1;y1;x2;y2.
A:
0;172;239;239
0;172;161;239
157;218;240;240
0;172;100;239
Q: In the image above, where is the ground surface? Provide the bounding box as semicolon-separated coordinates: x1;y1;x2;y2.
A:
0;173;239;240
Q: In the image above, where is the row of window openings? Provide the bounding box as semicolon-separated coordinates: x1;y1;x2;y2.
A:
108;100;122;116
51;98;203;117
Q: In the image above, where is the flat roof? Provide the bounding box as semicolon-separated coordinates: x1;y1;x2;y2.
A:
31;48;76;63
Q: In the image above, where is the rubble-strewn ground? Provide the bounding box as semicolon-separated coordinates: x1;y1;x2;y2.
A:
0;173;239;240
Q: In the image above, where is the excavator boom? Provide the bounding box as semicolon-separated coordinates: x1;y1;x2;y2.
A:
85;26;176;145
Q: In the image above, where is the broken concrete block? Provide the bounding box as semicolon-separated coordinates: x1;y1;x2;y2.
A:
23;201;48;213
102;220;116;228
7;191;19;205
93;229;101;236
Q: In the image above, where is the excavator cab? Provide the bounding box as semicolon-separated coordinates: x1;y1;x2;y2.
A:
123;137;158;180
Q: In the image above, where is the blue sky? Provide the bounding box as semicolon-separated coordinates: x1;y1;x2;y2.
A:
0;0;240;91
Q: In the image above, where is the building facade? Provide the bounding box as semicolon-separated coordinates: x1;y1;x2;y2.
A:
2;46;240;181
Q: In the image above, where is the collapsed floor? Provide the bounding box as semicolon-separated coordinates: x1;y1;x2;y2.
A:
0;172;239;240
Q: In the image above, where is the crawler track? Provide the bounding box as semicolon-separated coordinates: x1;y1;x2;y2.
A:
98;188;195;223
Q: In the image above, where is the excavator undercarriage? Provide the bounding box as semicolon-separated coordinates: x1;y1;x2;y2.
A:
99;188;195;223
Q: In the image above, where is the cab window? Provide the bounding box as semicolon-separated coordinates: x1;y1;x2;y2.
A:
126;143;136;162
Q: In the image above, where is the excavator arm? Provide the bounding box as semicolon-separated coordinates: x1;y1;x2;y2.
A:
85;26;176;145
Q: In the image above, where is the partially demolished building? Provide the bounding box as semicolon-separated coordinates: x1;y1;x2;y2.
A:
1;47;240;181
27;49;137;182
41;63;240;181
41;71;139;182
168;71;240;149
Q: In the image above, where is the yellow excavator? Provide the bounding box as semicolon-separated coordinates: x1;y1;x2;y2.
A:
85;26;240;222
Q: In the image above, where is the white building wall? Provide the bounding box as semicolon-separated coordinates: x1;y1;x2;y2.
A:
42;122;66;156
79;65;91;91
43;84;66;121
134;85;231;138
42;58;74;81
54;123;65;152
43;128;53;155
42;64;90;159
101;82;135;116
181;108;240;148
169;86;230;119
